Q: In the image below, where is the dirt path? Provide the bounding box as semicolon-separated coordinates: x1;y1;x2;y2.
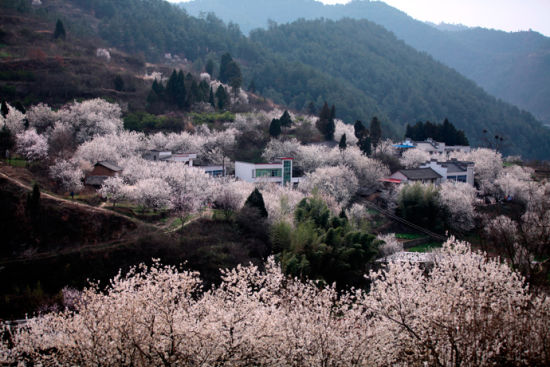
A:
0;169;149;227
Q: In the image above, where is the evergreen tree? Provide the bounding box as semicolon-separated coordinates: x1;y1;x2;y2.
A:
354;120;365;140
316;102;335;140
26;183;41;222
330;104;336;120
176;71;187;109
339;133;347;150
188;80;201;106
307;101;316;115
199;80;210;102
165;70;178;104
114;75;124;91
0;125;15;156
279;110;292;127
359;135;372;156
219;53;233;84
1;100;8;118
248;80;256;93
13;101;25;114
208;87;215;108
244;188;268;218
54;19;66;40
205;59;214;77
215;85;229;110
370;116;382;149
269;119;281;138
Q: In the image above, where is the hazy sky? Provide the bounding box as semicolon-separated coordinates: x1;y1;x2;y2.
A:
173;0;550;36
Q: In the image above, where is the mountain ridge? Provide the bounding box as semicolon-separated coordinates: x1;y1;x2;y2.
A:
180;0;550;125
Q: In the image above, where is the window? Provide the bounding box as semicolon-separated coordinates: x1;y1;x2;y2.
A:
457;175;467;182
255;168;282;178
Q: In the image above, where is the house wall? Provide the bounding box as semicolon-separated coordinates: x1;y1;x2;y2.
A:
89;165;117;177
235;161;290;184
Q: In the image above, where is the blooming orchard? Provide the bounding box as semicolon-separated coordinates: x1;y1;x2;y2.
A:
2;238;549;366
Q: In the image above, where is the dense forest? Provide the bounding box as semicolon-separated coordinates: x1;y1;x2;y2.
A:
250;18;550;158
182;0;550;125
2;0;550;158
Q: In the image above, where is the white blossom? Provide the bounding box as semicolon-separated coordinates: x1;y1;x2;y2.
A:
16;129;48;162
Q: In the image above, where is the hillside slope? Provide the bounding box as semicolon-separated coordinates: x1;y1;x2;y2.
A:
250;19;550;158
2;0;550;157
181;0;550;125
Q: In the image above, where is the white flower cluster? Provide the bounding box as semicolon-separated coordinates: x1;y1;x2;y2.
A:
2;238;548;366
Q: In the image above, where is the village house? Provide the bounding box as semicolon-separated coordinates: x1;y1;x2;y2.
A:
385;159;475;186
420;159;475;186
143;150;197;165
387;167;442;185
396;138;471;155
84;161;122;187
235;157;300;185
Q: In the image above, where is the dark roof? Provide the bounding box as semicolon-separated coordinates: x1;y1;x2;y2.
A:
85;175;108;186
399;168;442;180
96;161;122;172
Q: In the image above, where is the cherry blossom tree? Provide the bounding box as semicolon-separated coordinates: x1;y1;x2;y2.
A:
49;159;84;193
16;129;48;162
130;178;172;211
98;176;128;207
377;233;403;257
57;99;123;143
0;103;26;135
365;238;550;366
334;119;358;145
438;181;478;232
299;165;359;206
2;239;549;366
400;148;430;168
26;103;57;133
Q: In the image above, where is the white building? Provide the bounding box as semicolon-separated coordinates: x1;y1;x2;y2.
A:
399;138;471;154
143;150;197;166
235;158;299;185
420;159;475;186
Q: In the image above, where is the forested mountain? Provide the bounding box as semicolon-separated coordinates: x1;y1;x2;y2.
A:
250;19;550;158
181;0;550;125
2;0;550;157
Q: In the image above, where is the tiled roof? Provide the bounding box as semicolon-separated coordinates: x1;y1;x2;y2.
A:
399;168;442;180
96;161;122;172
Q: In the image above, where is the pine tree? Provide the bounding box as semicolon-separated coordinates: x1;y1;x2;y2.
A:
307;101;316;115
269;119;281;138
370;116;382;149
188;80;201;106
13;101;25;114
359;135;372;156
339;133;347;150
0;125;15;155
54;19;66;40
244;188;268;218
205;59;214;76
26;183;41;222
165;70;178;104
279;110;292;127
215;86;229;110
1;100;9;118
316;102;335;141
114;75;124;91
199;80;210;102
248;80;256;93
209;87;215;108
354;120;365;140
219;53;233;83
